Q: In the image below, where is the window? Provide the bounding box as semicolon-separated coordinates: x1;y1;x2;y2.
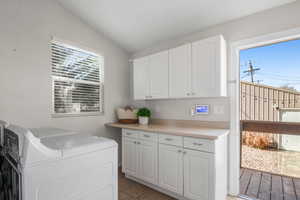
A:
51;40;104;116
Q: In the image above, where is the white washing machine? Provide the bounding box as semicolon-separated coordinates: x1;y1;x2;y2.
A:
0;124;118;200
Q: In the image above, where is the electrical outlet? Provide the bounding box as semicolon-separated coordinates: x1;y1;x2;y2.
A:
154;105;160;113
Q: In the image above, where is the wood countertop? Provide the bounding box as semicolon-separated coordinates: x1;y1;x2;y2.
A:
106;121;229;140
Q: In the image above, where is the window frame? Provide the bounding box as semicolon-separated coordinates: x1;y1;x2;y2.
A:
50;38;105;118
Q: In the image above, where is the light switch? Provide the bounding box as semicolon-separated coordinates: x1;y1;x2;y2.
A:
213;105;225;114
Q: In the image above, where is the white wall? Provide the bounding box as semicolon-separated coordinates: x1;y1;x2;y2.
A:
0;0;130;156
132;1;300;122
145;98;229;122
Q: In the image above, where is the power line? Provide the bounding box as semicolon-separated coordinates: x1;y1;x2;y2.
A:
241;74;249;79
258;73;300;82
259;72;300;79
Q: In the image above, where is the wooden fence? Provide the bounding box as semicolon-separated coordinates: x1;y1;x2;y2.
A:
240;81;300;150
240;81;300;121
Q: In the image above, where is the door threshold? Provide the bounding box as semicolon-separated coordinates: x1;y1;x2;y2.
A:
238;194;258;200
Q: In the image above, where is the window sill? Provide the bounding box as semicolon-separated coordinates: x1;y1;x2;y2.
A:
51;112;104;118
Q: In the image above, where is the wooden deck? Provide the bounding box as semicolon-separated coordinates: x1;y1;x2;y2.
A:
240;168;300;200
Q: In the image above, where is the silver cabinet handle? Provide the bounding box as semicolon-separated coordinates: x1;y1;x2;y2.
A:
134;141;137;144
165;138;173;141
143;134;150;138
193;142;203;146
126;132;132;135
178;150;182;153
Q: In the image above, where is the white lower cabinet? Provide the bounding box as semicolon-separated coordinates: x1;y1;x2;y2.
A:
183;149;213;200
158;144;183;195
122;134;158;185
123;137;139;177
138;140;158;185
122;129;227;200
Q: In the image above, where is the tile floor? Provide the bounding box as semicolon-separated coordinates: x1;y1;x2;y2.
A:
118;170;243;200
119;171;174;200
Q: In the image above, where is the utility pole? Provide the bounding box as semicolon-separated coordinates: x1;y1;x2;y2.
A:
243;60;260;83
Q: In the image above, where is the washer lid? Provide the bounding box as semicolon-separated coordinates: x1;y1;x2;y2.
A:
40;134;117;157
29;128;77;139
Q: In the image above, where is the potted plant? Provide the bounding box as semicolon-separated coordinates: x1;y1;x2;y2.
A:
137;107;151;125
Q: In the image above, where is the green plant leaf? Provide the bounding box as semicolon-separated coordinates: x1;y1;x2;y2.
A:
137;107;151;117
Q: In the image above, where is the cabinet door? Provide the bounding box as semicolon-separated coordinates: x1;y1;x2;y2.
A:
133;57;149;100
192;36;226;97
123;137;139;177
149;51;169;99
158;144;183;195
138;140;158;185
183;149;213;200
169;44;192;98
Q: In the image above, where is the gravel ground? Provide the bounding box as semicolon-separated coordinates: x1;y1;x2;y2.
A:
242;145;300;178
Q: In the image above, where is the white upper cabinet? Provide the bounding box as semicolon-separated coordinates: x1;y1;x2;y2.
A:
133;35;226;100
133;51;169;100
169;44;192;98
191;35;227;97
149;51;169;99
133;57;150;100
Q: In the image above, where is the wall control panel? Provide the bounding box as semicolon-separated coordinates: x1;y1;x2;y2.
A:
191;105;209;116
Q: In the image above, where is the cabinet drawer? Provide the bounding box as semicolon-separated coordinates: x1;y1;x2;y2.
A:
184;137;214;153
139;131;158;142
159;134;183;147
122;129;139;139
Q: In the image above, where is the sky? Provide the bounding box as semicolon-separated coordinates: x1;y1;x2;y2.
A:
240;38;300;91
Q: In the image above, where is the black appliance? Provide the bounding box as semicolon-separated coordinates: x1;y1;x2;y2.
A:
0;128;22;200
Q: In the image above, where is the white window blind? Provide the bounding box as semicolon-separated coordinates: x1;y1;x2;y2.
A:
51;40;104;116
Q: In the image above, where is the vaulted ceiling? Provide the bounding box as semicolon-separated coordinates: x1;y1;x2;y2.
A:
56;0;295;53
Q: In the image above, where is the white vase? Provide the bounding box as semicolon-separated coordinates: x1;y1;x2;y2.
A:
138;116;149;125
